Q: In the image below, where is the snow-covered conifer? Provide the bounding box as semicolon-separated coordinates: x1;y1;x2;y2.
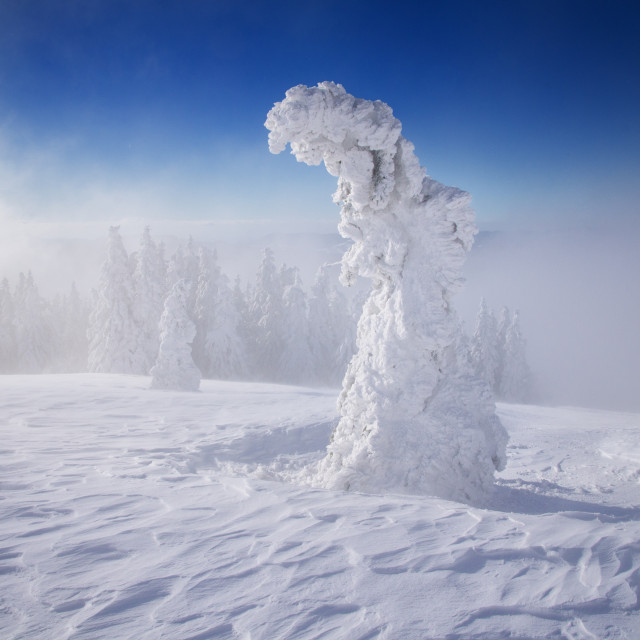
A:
50;283;89;372
167;238;200;318
167;244;186;289
470;298;500;390
279;267;314;384
247;248;285;380
150;279;200;391
308;265;353;386
494;306;510;393
266;82;507;502
87;226;138;373
13;272;52;373
0;278;16;372
206;273;247;380
232;276;252;366
192;246;218;375
132;226;168;373
499;310;532;402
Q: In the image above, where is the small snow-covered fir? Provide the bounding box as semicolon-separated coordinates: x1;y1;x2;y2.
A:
87;226;139;374
470;299;532;403
150;279;201;392
499;310;532;402
132;226;167;374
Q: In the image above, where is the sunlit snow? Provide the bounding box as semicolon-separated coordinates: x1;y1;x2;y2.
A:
1;374;639;639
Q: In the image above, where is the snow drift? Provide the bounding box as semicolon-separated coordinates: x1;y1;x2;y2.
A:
2;374;639;640
266;82;507;503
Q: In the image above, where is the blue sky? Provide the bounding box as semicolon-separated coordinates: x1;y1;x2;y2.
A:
1;0;639;231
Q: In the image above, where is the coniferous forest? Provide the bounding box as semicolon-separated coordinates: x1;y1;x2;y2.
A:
0;225;530;402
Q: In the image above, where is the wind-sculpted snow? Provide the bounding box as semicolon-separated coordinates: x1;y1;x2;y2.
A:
266;82;507;502
1;375;640;639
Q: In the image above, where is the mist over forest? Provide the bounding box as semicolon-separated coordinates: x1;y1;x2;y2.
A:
1;217;637;412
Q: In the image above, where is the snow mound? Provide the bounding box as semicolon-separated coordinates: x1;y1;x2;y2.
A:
266;82;507;503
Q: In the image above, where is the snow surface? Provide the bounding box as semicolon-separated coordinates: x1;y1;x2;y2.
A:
1;374;639;639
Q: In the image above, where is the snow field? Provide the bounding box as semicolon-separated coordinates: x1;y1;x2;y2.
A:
1;374;639;639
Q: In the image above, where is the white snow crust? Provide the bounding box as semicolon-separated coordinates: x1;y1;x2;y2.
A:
1;374;639;639
266;82;507;502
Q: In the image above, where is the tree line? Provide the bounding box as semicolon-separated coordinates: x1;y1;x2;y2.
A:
0;226;531;401
469;298;532;403
0;226;358;386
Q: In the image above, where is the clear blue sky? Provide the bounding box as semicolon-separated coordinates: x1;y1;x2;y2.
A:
1;0;639;231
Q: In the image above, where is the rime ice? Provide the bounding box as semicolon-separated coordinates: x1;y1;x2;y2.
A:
266;82;507;502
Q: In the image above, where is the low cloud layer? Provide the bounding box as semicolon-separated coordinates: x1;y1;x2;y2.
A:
1;210;637;413
457;226;640;412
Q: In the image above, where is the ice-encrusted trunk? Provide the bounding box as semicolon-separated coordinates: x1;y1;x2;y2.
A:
265;82;507;503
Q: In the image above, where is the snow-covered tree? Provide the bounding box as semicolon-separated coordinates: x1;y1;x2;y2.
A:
0;278;16;372
167;237;199;315
13;272;52;373
266;82;507;502
469;298;500;390
494;306;510;393
87;226;139;373
132;226;167;373
166;244;186;290
150;279;200;391
308;264;354;386
247;248;286;381
206;272;247;380
50;283;89;372
192;246;219;375
192;246;246;380
279;267;314;384
498;310;532;402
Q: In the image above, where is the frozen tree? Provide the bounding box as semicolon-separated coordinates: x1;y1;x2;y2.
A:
232;276;253;370
151;279;200;391
308;264;354;386
308;265;339;385
167;237;199;314
0;278;16;372
279;267;314;384
132;226;167;373
469;298;500;390
266;82;507;502
192;246;219;375
494;306;510;393
206;273;248;380
50;283;89;372
247;248;286;380
167;244;186;289
88;226;139;374
498;310;532;402
192;247;246;380
13;272;52;373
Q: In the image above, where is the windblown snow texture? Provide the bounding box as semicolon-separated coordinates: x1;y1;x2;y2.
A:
266;82;507;502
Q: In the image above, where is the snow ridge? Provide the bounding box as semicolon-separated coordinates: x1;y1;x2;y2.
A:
266;82;507;502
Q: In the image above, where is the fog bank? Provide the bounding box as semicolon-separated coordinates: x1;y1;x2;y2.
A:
1;213;637;412
457;227;640;412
